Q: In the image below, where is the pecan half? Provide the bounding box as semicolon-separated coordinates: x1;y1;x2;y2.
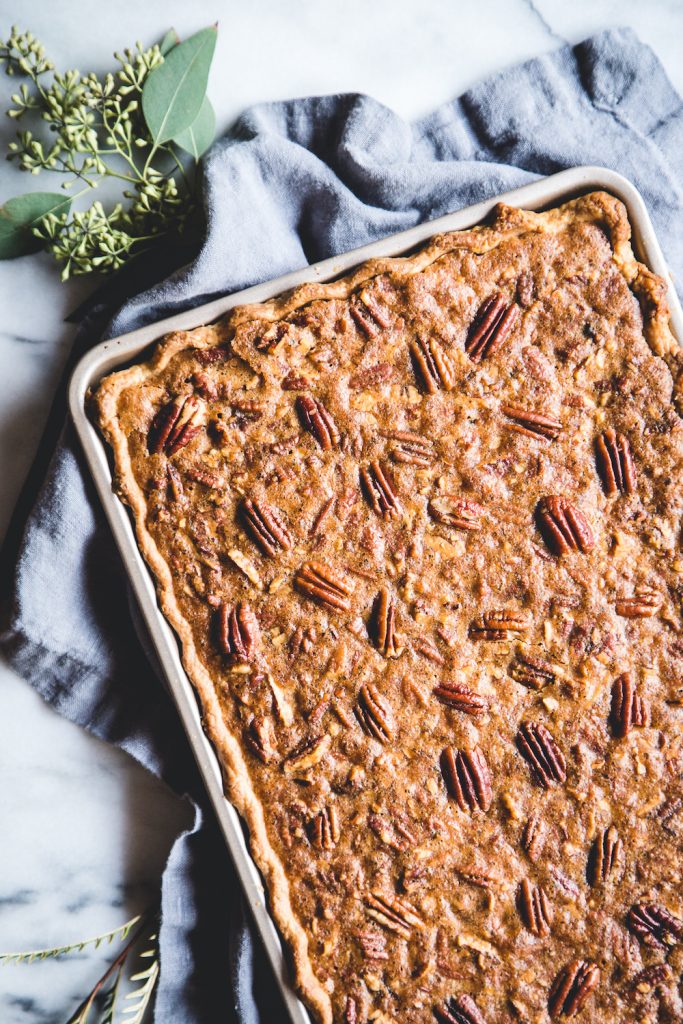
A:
537;496;595;555
216;602;260;662
509;651;556;690
364;892;423;939
369;587;400;658
595;428;636;496
611;672;650;738
349;362;394;390
283;733;331;774
245;716;274;763
518;878;552;936
630;964;671;994
615;586;662;618
548;960;600;1018
344;995;359;1024
296;394;340;450
368;812;417;852
502;404;562;441
413;637;445;664
242;497;293;557
433;681;488;716
516;721;566;788
521;815;546;862
627;903;683;949
360;460;400;518
434;995;486;1024
349;293;391;336
295;561;353;612
387;430;435;467
587;825;623;886
308;804;340;850
469;609;529;641
516;270;535;308
148;394;205;455
355;683;394;743
410;335;457;393
465;293;519;362
440;746;493;812
428;496;483;531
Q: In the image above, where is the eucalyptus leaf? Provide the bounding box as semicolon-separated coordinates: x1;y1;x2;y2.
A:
159;28;179;56
0;192;71;260
142;25;217;146
172;95;215;159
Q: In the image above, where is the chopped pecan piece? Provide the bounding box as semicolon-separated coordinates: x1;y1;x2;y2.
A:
242;497;293;557
440;746;493;812
387;430;435;467
469;609;529;641
537;496;595;555
595;428;636;495
148;394;205;455
283;733;331;774
610;672;650;738
517;878;552;936
428;496;483;531
433;681;488;716
369;587;400;658
521;815;546;862
548;960;600;1018
296;394;340;450
434;994;486;1024
245;716;274;763
308;804;340;850
360;460;400;519
349;362;394;390
627;903;683;949
196;344;231;364
355;683;394;743
364;891;423;939
502;404;562;441
410;335;457;393
216;602;260;662
615;586;662;618
516;721;566;788
465;293;519;362
509;650;556;690
587;825;623;885
281;370;310;391
295;561;353;612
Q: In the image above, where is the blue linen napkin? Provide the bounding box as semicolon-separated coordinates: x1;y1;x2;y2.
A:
2;27;683;1024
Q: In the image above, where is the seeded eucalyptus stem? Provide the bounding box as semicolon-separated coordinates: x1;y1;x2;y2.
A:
0;24;217;277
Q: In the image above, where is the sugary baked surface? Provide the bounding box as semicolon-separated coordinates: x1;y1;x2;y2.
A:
96;192;683;1024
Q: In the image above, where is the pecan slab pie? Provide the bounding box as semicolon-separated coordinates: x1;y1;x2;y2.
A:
96;193;683;1023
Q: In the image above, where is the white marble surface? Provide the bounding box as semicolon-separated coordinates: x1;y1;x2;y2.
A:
1;1;682;1021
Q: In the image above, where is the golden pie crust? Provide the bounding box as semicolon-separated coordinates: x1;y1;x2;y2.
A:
96;192;683;1024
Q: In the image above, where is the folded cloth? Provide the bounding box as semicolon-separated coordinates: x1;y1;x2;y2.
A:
2;27;683;1024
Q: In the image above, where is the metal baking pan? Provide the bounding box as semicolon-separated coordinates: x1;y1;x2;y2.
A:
68;166;683;1024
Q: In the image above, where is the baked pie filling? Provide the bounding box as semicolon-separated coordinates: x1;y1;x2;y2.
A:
96;193;683;1023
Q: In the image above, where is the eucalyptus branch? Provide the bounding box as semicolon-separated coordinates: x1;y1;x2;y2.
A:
0;23;217;277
